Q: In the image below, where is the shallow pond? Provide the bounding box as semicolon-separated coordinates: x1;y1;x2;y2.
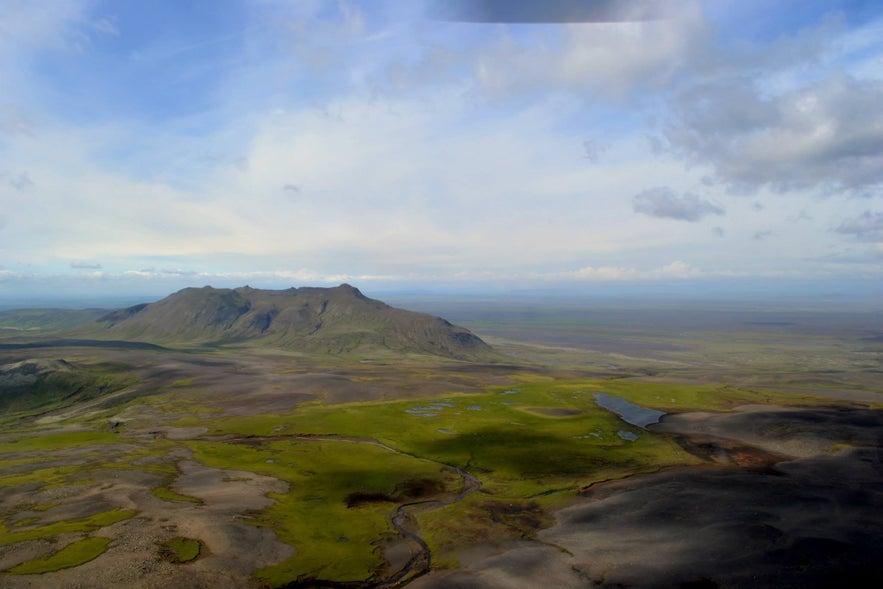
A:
593;393;665;428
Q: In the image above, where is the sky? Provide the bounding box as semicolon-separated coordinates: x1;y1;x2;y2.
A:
1;0;883;302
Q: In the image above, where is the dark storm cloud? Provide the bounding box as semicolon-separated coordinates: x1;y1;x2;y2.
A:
836;211;883;241
633;187;725;222
429;0;677;23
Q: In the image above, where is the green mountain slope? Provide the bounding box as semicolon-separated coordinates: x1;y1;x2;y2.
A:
0;358;131;414
88;284;494;360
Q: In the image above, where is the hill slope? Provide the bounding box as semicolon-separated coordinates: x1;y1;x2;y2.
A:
90;284;494;360
0;309;106;333
0;358;131;413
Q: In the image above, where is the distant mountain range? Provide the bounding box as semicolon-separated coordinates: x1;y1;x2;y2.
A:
87;284;494;360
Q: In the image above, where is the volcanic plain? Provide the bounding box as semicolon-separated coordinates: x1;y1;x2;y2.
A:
0;287;880;588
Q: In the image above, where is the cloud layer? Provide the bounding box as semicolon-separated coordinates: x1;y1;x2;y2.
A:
667;75;883;197
0;1;881;298
837;211;883;241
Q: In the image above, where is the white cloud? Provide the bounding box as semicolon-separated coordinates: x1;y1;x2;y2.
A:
664;26;883;198
568;266;635;280
653;260;699;279
560;260;700;281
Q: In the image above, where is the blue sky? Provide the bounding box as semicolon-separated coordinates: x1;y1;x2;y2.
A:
1;0;882;300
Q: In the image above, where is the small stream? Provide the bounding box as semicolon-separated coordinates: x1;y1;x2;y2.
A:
380;464;481;588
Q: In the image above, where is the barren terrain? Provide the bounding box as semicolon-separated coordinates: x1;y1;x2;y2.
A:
1;299;881;588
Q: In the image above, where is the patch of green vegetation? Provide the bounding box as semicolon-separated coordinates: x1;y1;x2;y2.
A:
7;536;111;574
416;493;557;561
145;390;221;421
0;430;122;455
31;502;59;512
0;444;167;492
101;445;179;476
0;455;50;474
0;363;135;416
0;508;135;546
152;486;202;504
158;536;202;563
222;383;697;487
188;438;453;586
0;464;83;490
597;380;826;411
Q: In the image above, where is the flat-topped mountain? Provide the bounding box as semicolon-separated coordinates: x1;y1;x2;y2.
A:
92;284;494;360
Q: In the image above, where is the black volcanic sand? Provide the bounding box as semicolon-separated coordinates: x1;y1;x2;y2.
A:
411;406;883;589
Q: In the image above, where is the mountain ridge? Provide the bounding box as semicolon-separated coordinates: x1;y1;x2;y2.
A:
89;284;494;360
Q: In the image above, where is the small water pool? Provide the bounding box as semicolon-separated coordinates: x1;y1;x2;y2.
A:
593;393;666;428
